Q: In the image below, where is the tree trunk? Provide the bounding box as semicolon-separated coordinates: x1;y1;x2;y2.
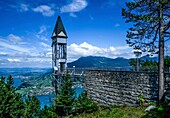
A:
158;0;165;101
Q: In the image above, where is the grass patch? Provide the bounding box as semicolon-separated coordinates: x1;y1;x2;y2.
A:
72;105;147;118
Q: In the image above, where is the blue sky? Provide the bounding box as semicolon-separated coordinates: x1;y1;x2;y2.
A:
0;0;138;68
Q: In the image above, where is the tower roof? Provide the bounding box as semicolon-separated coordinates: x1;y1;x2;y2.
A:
51;16;68;38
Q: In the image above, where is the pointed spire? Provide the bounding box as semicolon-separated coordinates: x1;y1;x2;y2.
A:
51;16;68;38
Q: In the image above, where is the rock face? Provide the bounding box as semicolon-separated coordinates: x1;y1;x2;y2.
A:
145;105;157;112
84;70;170;105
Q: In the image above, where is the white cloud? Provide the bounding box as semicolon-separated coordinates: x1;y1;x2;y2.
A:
36;35;48;41
38;26;47;34
19;4;29;12
46;52;52;55
0;52;8;55
7;34;22;44
102;0;116;8
0;39;30;53
7;58;21;62
60;0;88;13
67;42;133;62
0;34;133;67
32;5;55;16
115;23;120;27
9;3;29;12
40;42;50;48
0;34;52;67
69;13;77;17
36;26;49;41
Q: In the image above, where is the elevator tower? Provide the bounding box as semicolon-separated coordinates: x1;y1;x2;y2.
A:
51;16;68;76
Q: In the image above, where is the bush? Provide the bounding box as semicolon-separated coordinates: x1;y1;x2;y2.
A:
73;92;98;115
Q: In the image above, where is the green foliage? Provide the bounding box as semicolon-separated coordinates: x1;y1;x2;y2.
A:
40;105;58;118
129;58;144;71
73;92;98;115
143;97;170;118
18;71;53;96
23;96;41;117
122;0;169;54
143;106;170;118
0;76;41;117
141;59;158;72
0;75;25;117
165;56;170;67
54;72;76;116
158;107;164;111
130;57;170;72
123;0;170;101
129;58;158;72
164;56;170;72
129;59;137;67
149;102;157;106
139;91;145;106
0;75;99;117
74;105;146;118
53;73;98;116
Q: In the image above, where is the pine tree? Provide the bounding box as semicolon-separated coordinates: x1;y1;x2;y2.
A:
73;92;98;114
129;58;144;71
141;59;158;72
0;76;41;117
54;72;75;116
40;105;58;118
122;0;170;101
0;75;24;117
129;59;137;70
22;96;41;118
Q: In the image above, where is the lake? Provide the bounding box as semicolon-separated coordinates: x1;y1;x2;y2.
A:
13;78;23;87
36;87;84;109
13;77;84;109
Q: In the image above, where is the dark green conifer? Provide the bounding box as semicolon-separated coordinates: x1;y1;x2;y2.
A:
0;75;41;117
0;75;24;117
73;92;98;114
40;105;58;118
23;96;41;117
54;71;75;116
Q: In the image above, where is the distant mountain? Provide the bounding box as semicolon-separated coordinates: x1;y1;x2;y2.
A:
0;68;51;77
67;56;130;69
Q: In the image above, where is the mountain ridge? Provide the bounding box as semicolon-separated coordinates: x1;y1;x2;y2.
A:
67;56;131;68
67;56;159;69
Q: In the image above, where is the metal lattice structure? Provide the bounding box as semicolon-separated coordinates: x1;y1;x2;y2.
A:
51;16;68;90
51;16;86;92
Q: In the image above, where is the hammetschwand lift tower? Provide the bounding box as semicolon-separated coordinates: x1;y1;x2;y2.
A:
51;16;68;91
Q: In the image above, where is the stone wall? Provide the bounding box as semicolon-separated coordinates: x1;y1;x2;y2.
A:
84;70;170;105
